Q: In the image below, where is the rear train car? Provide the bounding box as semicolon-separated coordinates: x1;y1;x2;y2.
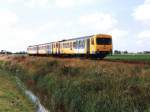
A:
27;45;38;56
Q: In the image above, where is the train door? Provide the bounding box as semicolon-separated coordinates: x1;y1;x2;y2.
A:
47;44;50;55
56;42;60;55
52;43;53;55
86;39;90;54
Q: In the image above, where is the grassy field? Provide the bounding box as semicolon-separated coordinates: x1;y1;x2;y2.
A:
0;70;35;112
106;54;150;61
0;56;150;112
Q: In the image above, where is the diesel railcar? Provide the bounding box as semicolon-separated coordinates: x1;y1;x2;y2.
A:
27;34;112;58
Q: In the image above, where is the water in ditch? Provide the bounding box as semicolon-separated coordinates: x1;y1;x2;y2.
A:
15;77;49;112
25;90;49;112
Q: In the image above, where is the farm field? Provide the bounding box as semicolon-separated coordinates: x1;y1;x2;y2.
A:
0;55;150;112
0;70;35;112
106;54;150;61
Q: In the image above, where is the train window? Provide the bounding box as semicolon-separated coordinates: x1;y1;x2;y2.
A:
82;40;85;48
70;42;72;48
66;43;68;48
68;43;70;48
77;41;80;48
96;38;112;45
73;42;76;48
67;43;69;48
79;40;81;48
91;38;94;45
64;43;66;48
76;41;78;48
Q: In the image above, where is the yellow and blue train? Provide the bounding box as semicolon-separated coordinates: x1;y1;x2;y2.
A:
27;34;112;58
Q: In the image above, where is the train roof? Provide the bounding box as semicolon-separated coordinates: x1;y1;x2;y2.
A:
59;34;111;42
60;35;94;42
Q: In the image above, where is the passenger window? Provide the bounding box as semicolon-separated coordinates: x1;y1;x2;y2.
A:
82;40;85;48
79;41;81;48
73;42;76;48
70;42;72;48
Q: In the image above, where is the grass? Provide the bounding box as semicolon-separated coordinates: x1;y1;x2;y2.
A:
0;69;35;112
0;55;150;112
106;54;150;61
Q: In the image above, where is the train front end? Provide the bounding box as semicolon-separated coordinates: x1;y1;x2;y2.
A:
93;34;112;58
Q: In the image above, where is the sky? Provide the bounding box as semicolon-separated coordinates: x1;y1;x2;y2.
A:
0;0;150;52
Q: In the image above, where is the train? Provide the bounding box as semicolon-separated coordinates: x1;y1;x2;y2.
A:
27;34;112;59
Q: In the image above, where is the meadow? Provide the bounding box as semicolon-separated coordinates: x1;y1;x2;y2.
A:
0;55;150;112
106;54;150;61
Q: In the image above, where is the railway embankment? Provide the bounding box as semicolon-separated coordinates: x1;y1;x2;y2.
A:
0;55;150;112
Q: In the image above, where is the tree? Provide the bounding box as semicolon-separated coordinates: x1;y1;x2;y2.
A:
114;50;121;54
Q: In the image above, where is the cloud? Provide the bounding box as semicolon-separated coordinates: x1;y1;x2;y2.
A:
4;0;98;8
110;29;128;39
55;0;97;8
26;0;50;8
109;29;129;50
0;11;17;27
138;30;150;39
133;0;150;24
0;10;39;52
79;12;118;33
136;30;150;48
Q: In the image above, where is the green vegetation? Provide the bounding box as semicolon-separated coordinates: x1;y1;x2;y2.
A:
0;56;150;112
0;70;35;112
106;54;150;61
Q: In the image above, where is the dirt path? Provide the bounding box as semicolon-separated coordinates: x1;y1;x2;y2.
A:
0;70;35;112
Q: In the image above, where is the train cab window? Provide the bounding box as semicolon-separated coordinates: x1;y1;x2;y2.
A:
91;38;94;45
96;38;112;45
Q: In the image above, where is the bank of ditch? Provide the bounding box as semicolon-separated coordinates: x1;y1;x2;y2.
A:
0;56;150;112
0;70;35;112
